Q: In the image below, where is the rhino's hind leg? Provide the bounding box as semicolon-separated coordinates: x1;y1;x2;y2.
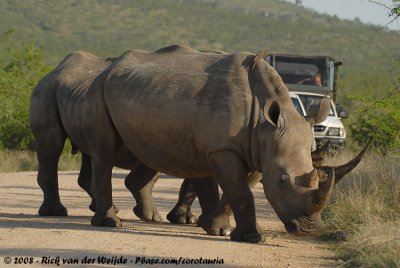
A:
36;130;68;216
77;153;119;214
193;177;222;229
209;151;262;243
167;179;198;224
124;163;163;223
200;193;232;236
77;153;94;211
90;156;121;227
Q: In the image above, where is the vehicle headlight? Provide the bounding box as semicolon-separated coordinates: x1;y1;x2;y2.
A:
328;127;346;137
328;128;340;136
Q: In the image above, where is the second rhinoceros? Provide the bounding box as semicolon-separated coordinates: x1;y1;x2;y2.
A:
29;50;218;225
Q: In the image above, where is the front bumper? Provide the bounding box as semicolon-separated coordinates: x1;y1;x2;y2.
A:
315;137;345;150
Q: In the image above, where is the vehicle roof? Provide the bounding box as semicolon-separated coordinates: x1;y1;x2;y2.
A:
267;53;341;64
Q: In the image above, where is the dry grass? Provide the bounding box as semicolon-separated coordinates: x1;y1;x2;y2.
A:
322;150;400;267
0;150;81;172
340;221;400;267
0;150;37;172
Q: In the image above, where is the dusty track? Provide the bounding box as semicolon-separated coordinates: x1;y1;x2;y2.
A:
0;171;339;267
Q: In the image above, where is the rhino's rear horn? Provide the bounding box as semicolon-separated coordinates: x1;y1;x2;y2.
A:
312;141;330;167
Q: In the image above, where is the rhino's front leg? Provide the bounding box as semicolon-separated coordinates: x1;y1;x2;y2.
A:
90;155;121;227
124;162;162;223
209;151;261;243
203;172;262;236
167;179;199;224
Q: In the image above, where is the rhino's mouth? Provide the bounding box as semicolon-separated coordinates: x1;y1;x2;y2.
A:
286;216;322;236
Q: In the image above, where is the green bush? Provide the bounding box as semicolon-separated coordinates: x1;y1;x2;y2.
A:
0;30;51;150
349;84;400;151
346;56;400;151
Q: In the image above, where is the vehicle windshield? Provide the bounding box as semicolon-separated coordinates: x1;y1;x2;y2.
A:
298;95;335;116
272;56;328;87
291;97;304;116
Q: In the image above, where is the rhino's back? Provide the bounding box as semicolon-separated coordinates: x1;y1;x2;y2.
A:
50;52;115;154
103;45;254;177
30;52;104;136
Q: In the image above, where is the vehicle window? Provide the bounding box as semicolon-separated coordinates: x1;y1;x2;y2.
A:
291;97;304;116
274;57;327;86
298;95;334;116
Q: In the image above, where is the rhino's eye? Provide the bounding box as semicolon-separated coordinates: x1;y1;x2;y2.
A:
280;174;289;183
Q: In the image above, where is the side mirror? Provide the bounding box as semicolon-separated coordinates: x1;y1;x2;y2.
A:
339;110;349;119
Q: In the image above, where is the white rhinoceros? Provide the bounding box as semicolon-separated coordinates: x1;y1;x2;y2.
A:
99;45;332;243
30;45;367;243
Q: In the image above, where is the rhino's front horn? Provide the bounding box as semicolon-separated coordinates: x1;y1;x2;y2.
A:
312;168;335;207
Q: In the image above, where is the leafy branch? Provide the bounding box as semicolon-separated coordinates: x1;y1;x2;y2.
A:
368;0;400;27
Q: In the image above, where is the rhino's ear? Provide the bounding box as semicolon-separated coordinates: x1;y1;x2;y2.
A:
306;97;330;126
264;101;281;127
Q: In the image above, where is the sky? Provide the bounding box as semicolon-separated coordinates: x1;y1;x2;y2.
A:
285;0;399;31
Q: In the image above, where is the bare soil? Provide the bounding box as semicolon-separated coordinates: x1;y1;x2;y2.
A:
0;171;340;267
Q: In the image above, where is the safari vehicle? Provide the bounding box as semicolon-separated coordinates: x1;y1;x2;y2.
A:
289;91;317;151
293;91;346;150
265;53;348;150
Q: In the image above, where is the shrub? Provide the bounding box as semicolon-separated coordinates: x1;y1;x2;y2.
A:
0;30;51;150
348;70;400;151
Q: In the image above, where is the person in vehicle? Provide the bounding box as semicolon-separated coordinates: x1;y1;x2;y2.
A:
298;73;322;86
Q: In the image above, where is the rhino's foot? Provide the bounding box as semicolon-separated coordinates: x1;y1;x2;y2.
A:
167;207;197;224
89;201;119;214
38;202;68;216
200;215;232;236
230;227;263;243
91;209;122;227
134;205;163;223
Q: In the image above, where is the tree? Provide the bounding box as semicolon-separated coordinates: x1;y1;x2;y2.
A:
369;0;400;26
389;0;400;17
350;1;400;150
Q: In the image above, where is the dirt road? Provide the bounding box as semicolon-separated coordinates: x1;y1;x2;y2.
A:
0;171;339;267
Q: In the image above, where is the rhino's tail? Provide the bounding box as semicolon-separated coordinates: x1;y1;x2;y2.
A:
70;141;79;155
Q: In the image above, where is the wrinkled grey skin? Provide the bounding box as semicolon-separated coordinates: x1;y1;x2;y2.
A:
177;140;370;236
29;51;221;225
94;44;334;242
